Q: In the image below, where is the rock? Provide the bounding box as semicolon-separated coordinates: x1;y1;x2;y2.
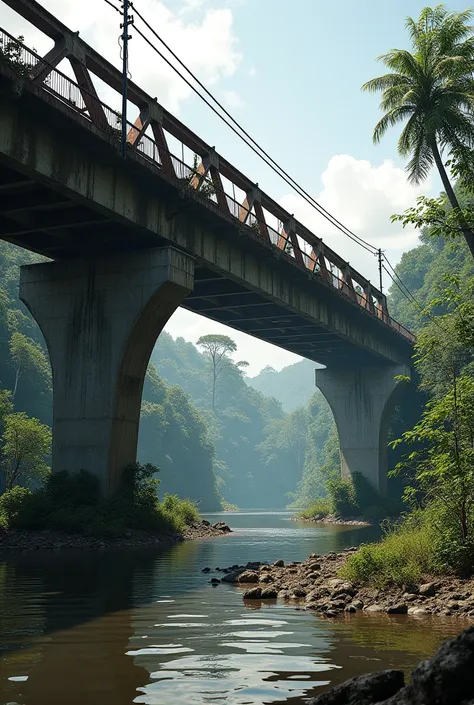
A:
293;587;307;598
221;572;240;583
308;670;404;704
419;582;436;597
273;559;285;568
309;625;474;705
365;604;384;612
210;578;220;585
352;599;364;610
386;603;408;615
345;604;357;613
202;520;211;526
259;574;272;584
260;588;278;599
260;565;271;572
213;522;231;532
243;587;262;600
326;578;345;590
325;610;338;618
238;571;259;583
402;593;418;602
201;567;211;573
408;607;426;616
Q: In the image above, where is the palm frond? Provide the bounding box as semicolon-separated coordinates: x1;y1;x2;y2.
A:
373;106;416;145
361;73;410;93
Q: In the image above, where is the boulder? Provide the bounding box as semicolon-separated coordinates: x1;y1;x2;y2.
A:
210;578;220;585
273;559;285;568
213;522;232;532
326;578;346;590
345;604;357;613
221;572;240;583
419;582;436;597
308;670;404;705
365;604;384;612
293;587;307;598
259;574;272;584
238;571;259;583
201;567;211;573
260;588;278;599
243;587;262;600
309;625;474;705
386;603;408;615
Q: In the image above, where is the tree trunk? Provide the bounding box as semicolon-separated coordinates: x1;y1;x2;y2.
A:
431;140;474;258
12;365;20;399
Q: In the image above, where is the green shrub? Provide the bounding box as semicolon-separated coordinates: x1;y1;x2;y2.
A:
0;466;200;539
0;486;32;525
340;511;435;586
296;497;333;520
327;478;357;517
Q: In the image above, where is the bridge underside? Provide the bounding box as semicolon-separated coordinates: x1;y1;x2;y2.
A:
0;158;408;367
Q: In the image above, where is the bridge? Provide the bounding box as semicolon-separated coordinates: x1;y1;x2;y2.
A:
0;0;414;494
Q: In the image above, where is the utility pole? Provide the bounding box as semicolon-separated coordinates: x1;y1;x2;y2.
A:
377;248;383;294
121;0;133;159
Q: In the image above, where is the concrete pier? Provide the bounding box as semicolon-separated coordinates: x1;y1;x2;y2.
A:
20;247;193;495
316;364;409;493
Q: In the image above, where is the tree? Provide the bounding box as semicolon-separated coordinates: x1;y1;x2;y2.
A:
362;5;474;257
196;334;237;409
9;332;51;399
2;412;51;490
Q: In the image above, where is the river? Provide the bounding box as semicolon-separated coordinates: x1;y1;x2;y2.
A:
0;511;468;705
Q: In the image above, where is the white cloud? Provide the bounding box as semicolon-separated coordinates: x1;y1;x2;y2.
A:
248;67;256;77
164;308;301;377
0;0;241;113
279;155;431;286
222;89;244;109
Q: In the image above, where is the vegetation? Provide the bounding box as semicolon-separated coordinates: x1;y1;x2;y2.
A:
0;465;199;539
363;6;474;256
343;5;474;585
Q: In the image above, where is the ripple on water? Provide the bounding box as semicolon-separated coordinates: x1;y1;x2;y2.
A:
0;512;467;705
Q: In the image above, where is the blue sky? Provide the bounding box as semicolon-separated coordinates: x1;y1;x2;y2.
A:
0;0;463;373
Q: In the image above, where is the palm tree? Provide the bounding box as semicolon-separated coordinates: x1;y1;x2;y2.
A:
362;5;474;257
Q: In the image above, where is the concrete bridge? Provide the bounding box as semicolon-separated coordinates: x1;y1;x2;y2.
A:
0;0;414;494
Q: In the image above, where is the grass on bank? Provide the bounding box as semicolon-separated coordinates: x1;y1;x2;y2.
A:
0;464;200;539
296;498;333;520
340;502;474;587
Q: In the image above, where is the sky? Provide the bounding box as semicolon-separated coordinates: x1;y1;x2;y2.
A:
0;0;461;374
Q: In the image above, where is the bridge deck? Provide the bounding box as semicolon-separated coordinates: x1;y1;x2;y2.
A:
0;19;414;367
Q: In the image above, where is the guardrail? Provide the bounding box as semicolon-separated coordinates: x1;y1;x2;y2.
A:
0;28;416;345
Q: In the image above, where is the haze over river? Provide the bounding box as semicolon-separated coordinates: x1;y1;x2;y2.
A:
0;512;466;705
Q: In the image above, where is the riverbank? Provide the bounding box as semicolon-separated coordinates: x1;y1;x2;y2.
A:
0;519;231;553
292;514;371;526
210;549;474;619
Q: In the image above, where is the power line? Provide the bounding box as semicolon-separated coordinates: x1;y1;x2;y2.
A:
126;2;378;255
102;0;122;13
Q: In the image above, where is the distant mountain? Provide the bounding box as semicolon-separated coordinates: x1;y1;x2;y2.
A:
247;359;321;413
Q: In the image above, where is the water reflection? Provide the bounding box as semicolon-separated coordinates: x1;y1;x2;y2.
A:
0;512;468;705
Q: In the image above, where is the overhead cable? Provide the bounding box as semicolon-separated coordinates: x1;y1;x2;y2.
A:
127;2;378;255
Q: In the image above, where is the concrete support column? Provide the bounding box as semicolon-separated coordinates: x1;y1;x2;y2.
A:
20;247;193;495
315;364;409;494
